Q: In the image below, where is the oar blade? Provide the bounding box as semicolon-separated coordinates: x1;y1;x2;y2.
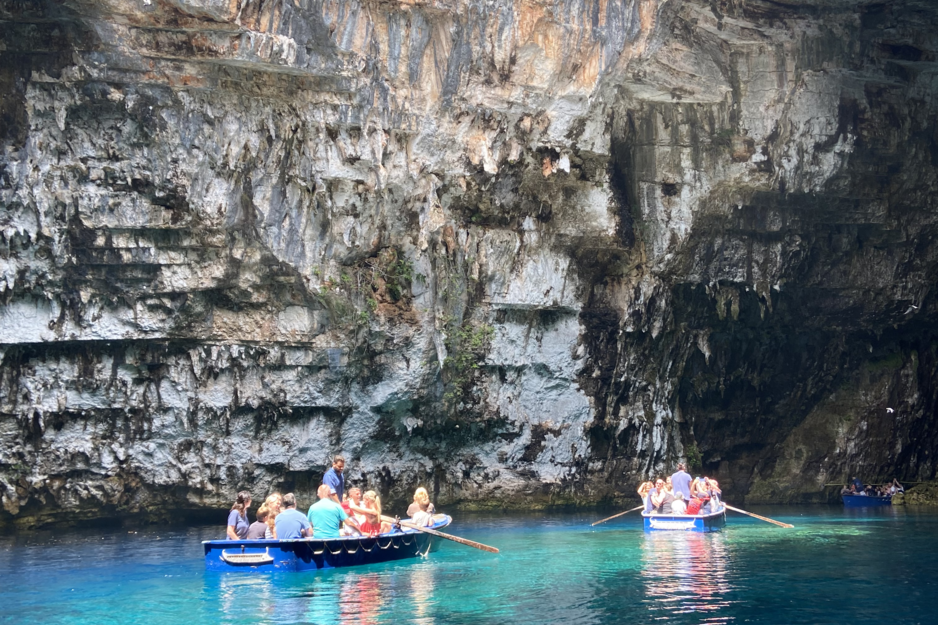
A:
724;504;794;528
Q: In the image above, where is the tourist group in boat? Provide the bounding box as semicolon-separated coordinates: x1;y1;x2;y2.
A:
638;463;723;516
841;477;904;497
224;455;435;541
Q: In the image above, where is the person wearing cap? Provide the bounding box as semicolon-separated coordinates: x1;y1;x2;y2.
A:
671;463;692;500
307;484;358;539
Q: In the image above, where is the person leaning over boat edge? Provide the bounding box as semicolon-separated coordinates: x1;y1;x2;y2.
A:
275;493;313;539
323;455;346;502
226;491;252;540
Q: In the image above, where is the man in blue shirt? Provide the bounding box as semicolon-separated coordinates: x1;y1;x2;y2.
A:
323;455;345;502
671;462;692;499
307;484;357;538
274;493;312;539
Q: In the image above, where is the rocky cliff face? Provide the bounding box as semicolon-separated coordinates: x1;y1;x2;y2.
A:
2;0;938;526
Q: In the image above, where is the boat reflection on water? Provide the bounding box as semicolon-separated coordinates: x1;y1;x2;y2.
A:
641;531;735;622
338;571;388;625
208;561;438;624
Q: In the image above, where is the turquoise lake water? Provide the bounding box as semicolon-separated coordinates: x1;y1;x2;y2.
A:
1;506;933;624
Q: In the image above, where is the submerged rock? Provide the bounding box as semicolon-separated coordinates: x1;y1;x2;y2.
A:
1;0;938;526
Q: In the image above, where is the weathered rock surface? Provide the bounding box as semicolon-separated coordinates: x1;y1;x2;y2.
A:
2;0;938;526
892;480;938;506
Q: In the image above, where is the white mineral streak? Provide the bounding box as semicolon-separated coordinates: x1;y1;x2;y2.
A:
1;0;936;522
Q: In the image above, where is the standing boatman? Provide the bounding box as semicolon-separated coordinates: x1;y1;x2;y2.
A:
323;455;345;502
671;462;692;500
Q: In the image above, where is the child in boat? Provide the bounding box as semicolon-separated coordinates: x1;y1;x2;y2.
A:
410;487;435;526
246;506;269;539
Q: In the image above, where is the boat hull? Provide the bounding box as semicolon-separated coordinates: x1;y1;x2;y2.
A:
842;495;892;507
642;508;726;532
204;515;451;572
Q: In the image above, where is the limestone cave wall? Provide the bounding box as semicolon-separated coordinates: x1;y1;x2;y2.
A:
1;0;937;526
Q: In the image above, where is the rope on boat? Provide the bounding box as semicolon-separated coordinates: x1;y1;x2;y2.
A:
312;546;325;555
418;537;432;557
326;541;344;555
345;542;359;554
401;536;414;547
378;537;393;550
360;539;375;552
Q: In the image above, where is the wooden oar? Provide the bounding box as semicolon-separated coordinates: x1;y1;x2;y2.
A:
379;515;499;553
724;504;794;528
591;505;644;526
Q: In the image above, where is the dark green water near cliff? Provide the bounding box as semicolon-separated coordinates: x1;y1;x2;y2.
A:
1;506;933;624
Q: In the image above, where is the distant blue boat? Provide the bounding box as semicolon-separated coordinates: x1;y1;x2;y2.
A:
842;494;892;507
204;515;452;572
642;508;726;532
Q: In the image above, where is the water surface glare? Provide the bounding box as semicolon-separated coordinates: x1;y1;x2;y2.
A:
1;506;934;624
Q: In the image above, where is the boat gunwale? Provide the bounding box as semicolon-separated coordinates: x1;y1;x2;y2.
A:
841;494;892;501
202;515;452;547
639;507;726;521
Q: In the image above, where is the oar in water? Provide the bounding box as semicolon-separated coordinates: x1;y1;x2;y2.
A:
724;504;794;528
591;505;644;526
379;515;499;553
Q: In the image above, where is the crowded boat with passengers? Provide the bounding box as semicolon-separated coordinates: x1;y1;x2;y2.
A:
841;477;904;507
637;463;727;532
203;455;483;572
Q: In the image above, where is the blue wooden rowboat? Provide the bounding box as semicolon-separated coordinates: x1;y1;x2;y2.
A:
203;514;452;572
642;507;726;532
842;494;891;507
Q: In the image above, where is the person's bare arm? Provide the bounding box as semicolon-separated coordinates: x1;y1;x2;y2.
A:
227;525;239;540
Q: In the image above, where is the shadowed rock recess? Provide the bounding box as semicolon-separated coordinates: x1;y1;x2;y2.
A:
1;0;937;527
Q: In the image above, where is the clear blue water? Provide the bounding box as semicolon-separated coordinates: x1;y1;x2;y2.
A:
1;506;933;624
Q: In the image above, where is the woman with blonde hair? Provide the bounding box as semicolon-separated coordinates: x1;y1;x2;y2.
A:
410;488;434;527
359;491;391;536
406;487;435;517
263;493;282;539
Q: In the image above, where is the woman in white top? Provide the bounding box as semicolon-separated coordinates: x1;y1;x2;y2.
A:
409;487;435;527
